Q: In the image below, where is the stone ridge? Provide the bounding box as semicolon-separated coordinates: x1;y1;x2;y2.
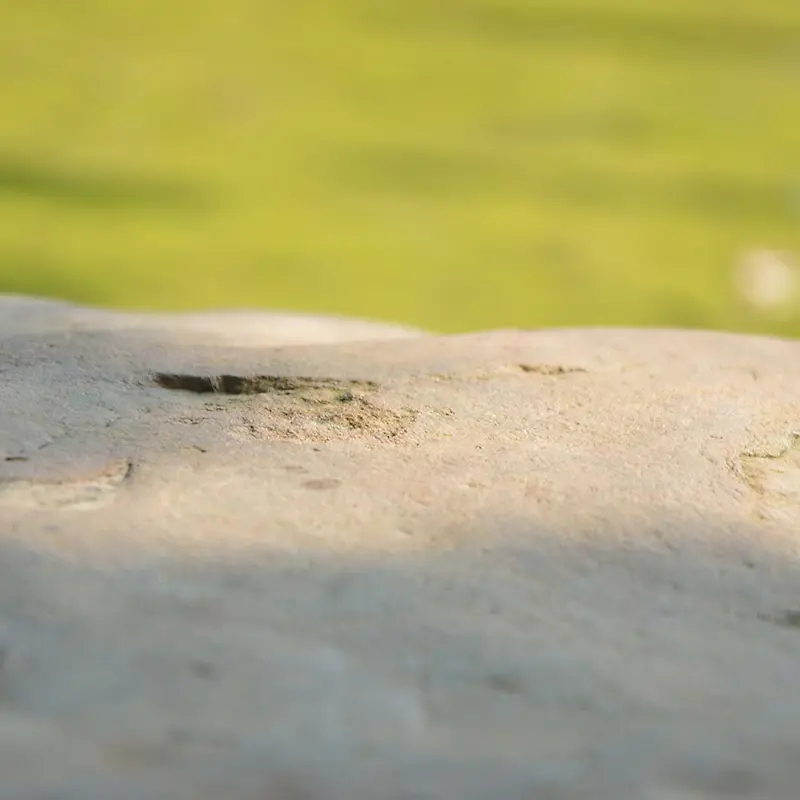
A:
0;293;428;345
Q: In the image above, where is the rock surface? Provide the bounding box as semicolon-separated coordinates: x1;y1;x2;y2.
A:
0;294;427;346
1;294;800;799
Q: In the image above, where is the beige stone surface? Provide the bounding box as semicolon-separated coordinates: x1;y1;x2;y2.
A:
1;296;800;798
0;294;427;346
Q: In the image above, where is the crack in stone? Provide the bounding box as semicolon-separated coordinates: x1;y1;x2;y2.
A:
153;372;416;443
153;373;378;395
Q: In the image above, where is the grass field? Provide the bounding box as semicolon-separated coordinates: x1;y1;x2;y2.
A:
1;0;799;334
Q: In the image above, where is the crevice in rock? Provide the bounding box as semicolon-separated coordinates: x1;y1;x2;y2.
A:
153;372;378;396
152;372;416;443
517;364;587;375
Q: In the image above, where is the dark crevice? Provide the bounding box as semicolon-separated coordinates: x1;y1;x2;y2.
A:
153;373;378;396
518;364;587;376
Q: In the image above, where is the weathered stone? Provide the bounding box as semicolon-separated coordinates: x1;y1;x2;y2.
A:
1;294;800;798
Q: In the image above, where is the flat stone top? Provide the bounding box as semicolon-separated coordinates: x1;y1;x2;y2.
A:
1;297;799;799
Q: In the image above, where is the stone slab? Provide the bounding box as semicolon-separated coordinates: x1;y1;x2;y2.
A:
1;297;800;798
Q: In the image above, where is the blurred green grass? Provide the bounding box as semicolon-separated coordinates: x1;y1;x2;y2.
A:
1;0;799;333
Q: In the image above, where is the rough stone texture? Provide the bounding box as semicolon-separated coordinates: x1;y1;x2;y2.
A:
1;295;800;799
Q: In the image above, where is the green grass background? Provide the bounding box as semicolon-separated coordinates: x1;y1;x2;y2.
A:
1;0;799;334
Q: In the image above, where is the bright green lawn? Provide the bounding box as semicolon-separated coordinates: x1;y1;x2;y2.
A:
1;0;799;334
